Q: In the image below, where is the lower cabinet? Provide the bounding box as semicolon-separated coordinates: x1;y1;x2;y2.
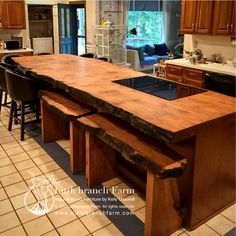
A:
166;64;205;88
177;85;203;98
0;51;33;61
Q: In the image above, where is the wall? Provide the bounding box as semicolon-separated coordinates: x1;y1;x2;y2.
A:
163;0;182;51
85;0;96;44
184;35;236;61
0;0;96;53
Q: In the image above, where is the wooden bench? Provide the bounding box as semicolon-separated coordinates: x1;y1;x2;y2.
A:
76;113;187;236
40;90;96;173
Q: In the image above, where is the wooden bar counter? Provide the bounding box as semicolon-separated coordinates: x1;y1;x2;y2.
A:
14;54;235;231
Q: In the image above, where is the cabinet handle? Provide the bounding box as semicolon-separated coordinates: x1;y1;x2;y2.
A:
192;23;194;29
189;72;196;76
231;24;233;32
195;23;198;30
227;24;229;32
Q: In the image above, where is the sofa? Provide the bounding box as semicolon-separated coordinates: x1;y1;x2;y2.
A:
126;44;169;71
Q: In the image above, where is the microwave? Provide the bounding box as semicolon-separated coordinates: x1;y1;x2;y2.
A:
5;40;20;50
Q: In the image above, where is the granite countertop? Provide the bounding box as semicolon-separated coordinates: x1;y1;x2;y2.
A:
0;48;33;54
166;58;236;76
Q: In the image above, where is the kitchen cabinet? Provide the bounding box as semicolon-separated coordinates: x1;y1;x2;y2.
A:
166;64;183;82
166;64;205;88
181;0;213;34
0;0;26;29
177;85;202;98
0;1;2;28
0;50;33;60
231;1;236;35
212;1;233;35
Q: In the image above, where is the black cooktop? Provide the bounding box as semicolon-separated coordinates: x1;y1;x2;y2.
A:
113;76;206;100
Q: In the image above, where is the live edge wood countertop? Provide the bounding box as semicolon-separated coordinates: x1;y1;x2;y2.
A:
14;54;235;143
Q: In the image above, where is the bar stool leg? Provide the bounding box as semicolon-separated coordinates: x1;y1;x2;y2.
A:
35;102;40;123
4;91;7;105
14;103;18;125
8;100;15;131
20;101;25;141
145;171;182;236
0;89;3;116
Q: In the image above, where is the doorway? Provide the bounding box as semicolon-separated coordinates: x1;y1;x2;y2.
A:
58;3;86;55
76;6;86;55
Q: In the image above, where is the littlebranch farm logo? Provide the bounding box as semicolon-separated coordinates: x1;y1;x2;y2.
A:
24;172;56;215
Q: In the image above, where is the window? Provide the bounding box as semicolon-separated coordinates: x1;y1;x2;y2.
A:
127;11;163;47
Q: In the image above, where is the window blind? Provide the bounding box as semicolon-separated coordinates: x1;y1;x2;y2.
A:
129;0;163;11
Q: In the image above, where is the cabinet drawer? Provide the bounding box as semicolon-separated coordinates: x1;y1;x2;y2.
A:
183;68;204;82
166;73;182;83
185;78;204;88
166;65;182;76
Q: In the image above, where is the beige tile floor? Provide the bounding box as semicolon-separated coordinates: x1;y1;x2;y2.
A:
0;105;235;236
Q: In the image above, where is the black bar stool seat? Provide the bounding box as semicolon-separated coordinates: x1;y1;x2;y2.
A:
5;69;40;141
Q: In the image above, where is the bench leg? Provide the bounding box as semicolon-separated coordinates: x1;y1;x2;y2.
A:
86;132;117;187
145;171;182;236
70;121;85;174
41;101;68;143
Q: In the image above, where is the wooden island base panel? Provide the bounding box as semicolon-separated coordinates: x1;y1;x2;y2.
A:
77;113;186;236
40;90;96;173
14;54;236;231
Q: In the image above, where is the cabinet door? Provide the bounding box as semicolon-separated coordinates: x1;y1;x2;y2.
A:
180;0;197;33
230;1;235;35
195;0;213;34
177;85;191;98
2;0;26;29
0;0;2;28
212;1;232;35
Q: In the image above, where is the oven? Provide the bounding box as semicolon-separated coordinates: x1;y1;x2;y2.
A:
205;72;235;97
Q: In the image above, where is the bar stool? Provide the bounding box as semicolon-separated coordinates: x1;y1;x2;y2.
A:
80;53;97;58
5;69;40;141
97;57;112;62
35;53;52;56
0;64;10;117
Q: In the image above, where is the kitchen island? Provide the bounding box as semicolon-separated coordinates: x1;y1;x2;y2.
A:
14;54;235;233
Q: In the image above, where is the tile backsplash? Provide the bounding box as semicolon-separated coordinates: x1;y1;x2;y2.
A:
184;35;236;61
0;29;27;48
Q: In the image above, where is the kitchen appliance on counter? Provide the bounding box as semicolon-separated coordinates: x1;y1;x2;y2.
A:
205;72;235;97
5;40;20;50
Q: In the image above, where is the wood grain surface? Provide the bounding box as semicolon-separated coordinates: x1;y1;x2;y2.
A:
77;113;187;178
14;54;236;143
40;90;95;121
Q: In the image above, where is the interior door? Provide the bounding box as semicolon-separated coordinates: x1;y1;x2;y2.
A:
58;4;76;54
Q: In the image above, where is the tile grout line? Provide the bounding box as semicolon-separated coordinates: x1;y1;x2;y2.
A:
0;114;60;235
220;212;236;225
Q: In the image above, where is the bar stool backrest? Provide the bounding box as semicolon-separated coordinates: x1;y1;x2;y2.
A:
0;64;7;91
1;54;23;69
5;69;39;102
35;53;52;56
80;53;97;58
